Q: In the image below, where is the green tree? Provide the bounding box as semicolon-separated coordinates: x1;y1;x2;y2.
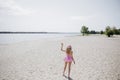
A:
118;29;120;34
81;26;89;36
89;30;96;34
105;26;113;37
112;27;119;35
100;30;104;34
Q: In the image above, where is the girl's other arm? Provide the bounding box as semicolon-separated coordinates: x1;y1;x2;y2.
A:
71;52;75;64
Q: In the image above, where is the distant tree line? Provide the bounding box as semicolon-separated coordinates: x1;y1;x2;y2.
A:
105;26;120;37
80;26;120;37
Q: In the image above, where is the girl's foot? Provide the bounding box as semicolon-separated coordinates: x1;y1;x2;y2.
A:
68;76;71;80
63;74;68;78
68;74;70;78
63;71;66;76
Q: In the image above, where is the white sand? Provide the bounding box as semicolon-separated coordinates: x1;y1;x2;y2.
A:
0;35;120;80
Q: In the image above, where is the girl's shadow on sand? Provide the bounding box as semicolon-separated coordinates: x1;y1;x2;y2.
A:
63;75;73;80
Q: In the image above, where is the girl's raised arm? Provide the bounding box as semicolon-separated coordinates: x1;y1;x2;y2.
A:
61;43;66;52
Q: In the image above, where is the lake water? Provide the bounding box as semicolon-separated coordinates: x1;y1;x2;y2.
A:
0;33;80;44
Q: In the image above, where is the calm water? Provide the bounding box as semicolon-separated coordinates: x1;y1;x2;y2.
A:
0;33;80;44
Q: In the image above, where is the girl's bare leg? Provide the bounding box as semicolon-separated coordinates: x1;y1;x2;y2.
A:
68;62;72;77
63;62;67;75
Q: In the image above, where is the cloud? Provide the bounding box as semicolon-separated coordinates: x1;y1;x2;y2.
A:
0;0;32;15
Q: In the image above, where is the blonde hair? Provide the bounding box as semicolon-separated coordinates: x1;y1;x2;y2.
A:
66;45;72;54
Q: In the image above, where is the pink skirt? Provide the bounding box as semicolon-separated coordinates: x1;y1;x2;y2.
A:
64;56;73;62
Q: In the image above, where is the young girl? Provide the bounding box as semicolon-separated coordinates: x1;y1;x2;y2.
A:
61;43;75;77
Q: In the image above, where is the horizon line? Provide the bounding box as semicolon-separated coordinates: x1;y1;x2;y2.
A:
0;31;80;34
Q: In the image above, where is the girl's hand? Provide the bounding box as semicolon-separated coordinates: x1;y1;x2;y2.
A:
61;43;65;52
73;61;75;64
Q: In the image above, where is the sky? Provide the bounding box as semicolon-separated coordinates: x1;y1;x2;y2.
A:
0;0;120;32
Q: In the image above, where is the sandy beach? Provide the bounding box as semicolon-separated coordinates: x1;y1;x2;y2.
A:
0;35;120;80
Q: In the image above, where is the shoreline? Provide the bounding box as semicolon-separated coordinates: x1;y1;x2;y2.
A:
1;34;120;45
0;34;120;45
